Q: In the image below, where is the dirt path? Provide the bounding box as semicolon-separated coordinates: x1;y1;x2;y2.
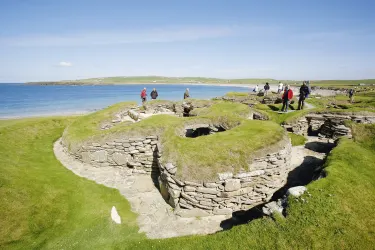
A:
53;138;228;239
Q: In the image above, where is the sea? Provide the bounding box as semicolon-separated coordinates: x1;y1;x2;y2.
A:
0;83;252;119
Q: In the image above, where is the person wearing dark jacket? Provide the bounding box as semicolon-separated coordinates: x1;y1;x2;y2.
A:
281;85;293;112
184;88;190;99
298;82;309;110
264;82;270;96
150;88;158;100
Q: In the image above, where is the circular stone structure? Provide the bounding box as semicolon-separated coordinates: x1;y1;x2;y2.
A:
62;100;292;217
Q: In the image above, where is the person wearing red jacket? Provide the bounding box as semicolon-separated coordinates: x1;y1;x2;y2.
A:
281;85;293;112
140;87;147;103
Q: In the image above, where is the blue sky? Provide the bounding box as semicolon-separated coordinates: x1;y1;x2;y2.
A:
0;0;374;82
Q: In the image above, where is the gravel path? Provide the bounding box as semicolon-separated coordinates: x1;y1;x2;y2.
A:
54;138;228;239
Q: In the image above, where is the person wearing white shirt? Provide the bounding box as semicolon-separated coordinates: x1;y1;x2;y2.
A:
278;82;284;94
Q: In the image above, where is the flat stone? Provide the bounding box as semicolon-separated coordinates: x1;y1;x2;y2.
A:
287;186;307;198
91;150;107;162
247;170;265;177
224;179;241;192
213;207;233;215
181;192;198;204
169;189;181;199
143;139;151;144
262;201;283;216
179;203;193;210
184;181;202;187
92;143;101;147
218;172;233;181
112;152;129;165
138;147;146;153
196;187;220;195
165;163;177;175
220;187;253;198
171;176;185;186
184;186;196;192
122;143;131;147
203;182;219;188
203;194;217;199
130;150;139;154
176;208;210;218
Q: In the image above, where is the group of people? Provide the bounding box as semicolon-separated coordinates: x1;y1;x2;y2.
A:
252;81;311;112
280;82;311;112
140;87;190;103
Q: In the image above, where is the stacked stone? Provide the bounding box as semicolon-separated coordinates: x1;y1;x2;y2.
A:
158;142;292;217
252;111;268;120
282;117;309;135
284;113;375;138
305;114;325;132
76;136;159;174
319;119;352;139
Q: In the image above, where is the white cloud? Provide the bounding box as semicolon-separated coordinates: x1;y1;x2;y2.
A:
0;25;249;47
58;61;72;67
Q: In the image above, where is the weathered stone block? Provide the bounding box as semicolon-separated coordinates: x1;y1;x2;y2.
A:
184;186;196;192
196;187;220;195
224;179;241;192
213;207;233;215
112;152;129;165
92;150;107;162
185;181;202;187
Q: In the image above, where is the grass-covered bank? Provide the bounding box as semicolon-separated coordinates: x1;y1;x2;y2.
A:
0;118;143;249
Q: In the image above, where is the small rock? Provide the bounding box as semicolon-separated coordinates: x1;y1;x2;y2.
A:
287;186;307;198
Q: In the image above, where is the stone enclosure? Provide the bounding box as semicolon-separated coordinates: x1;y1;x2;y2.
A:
63;100;297;217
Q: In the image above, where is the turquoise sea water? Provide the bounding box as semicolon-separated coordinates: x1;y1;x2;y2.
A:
0;83;250;118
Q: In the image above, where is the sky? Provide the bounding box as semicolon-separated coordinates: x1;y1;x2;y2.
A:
0;0;374;82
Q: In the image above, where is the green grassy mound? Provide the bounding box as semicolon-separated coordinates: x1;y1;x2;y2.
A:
63;101;285;181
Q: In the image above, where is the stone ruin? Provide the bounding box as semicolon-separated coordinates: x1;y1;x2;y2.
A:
282;113;375;139
63;100;296;217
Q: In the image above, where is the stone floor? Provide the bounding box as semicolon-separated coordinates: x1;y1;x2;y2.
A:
54;138;228;239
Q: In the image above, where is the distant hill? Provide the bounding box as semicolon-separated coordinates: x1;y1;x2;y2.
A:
26;76;375;87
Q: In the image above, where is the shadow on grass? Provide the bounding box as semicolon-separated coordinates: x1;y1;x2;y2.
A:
267;105;280;111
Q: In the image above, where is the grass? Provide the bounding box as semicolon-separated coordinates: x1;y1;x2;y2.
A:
0;118;143;249
2;116;375;249
288;133;307;146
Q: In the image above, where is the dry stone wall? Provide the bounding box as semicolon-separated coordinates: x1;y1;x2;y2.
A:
158;141;292;217
71;136;160;174
283;113;375;138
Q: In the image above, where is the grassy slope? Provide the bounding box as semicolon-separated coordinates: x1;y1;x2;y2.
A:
0;118;143;249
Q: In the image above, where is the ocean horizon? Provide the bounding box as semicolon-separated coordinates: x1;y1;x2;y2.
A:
0;83;253;119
